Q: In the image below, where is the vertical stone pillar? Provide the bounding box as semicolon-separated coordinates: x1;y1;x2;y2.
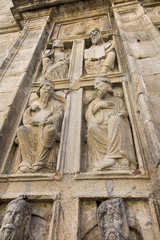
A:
69;39;84;88
57;88;83;174
113;2;160;167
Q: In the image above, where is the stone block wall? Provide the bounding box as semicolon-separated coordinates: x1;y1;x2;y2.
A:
0;0;159;239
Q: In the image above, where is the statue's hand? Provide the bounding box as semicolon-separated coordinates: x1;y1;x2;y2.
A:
42;118;53;125
93;101;109;114
117;110;127;118
97;101;113;109
42;49;54;58
30;105;40;112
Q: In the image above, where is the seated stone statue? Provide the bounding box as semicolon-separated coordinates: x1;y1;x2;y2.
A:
84;28;116;75
0;198;32;240
42;39;70;80
15;79;64;173
85;76;137;171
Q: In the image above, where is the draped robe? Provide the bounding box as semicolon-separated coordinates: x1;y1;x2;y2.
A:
42;51;69;80
85;95;136;171
16;98;63;172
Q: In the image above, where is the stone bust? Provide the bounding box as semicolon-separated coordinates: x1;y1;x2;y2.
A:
97;199;130;240
84;28;116;75
0;199;32;240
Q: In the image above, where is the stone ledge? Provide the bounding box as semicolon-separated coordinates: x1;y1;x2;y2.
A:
0;192;60;200
75;169;149;180
0;172;62;182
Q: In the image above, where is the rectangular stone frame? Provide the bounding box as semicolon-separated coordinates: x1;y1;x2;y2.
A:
74;194;160;240
0;192;61;240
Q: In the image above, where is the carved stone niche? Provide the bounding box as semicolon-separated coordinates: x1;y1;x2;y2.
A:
84;28;119;77
3;80;66;175
80;198;155;240
0;198;53;240
38;40;73;82
82;77;137;174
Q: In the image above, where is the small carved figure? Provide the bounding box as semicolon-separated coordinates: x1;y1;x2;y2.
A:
42;39;70;80
15;80;64;173
115;88;124;99
97;198;130;240
84;28;116;75
0;198;32;240
85;76;136;171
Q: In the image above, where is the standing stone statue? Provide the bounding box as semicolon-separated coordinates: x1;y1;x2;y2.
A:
15;79;64;173
0;199;32;240
85;76;137;171
84;28;116;75
97;198;130;240
42;39;70;80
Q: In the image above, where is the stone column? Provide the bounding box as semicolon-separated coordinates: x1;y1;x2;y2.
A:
69;39;84;88
57;88;83;174
113;2;160;167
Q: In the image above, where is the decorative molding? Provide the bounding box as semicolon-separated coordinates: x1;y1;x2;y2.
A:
0;26;29;81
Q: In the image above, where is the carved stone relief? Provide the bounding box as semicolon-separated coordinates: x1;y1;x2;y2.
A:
58;16;111;38
80;199;154;240
0;199;53;240
59;19;100;38
84;28;117;76
97;198;130;240
42;40;70;81
14;79;64;173
0;199;32;240
85;76;137;172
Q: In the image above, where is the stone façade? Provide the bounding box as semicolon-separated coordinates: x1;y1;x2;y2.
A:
0;0;160;239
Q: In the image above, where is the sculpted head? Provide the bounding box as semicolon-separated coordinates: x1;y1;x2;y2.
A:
97;199;128;240
115;88;123;99
0;199;31;240
52;40;64;50
89;28;103;45
37;79;55;99
94;76;113;98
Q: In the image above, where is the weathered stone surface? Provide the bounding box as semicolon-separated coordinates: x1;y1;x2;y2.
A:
85;76;136;172
14;80;64;174
97;198;130;240
0;198;31;240
42;39;70;81
0;0;160;239
84;28;116;76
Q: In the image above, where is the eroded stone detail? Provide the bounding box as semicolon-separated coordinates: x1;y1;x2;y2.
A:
84;28;116;75
15;79;64;173
0;199;32;240
97;198;130;240
85;76;137;171
42;39;70;81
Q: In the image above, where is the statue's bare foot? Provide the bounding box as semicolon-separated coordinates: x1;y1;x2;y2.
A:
17;165;29;173
99;158;116;171
89;165;101;171
16;162;32;173
30;165;43;172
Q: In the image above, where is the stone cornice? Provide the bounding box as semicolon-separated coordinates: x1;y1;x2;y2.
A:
11;0;160;12
12;0;80;12
11;0;111;30
11;0;160;30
